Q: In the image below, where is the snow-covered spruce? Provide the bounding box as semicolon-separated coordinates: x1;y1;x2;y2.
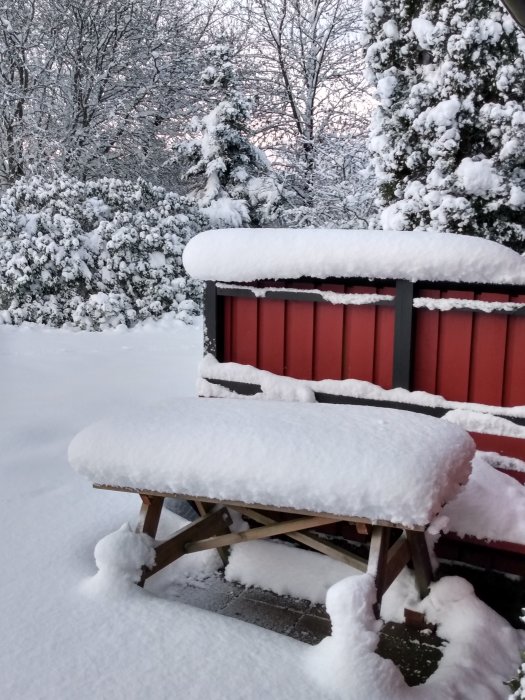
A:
363;0;525;251
0;175;205;329
177;44;283;227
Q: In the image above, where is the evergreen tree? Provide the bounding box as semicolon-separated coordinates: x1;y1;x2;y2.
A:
178;44;283;227
363;0;525;251
0;174;204;329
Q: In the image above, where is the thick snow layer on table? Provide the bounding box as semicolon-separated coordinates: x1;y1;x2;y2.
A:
182;227;525;284
69;398;474;527
440;454;525;544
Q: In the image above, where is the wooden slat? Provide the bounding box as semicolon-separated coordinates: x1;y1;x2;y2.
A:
469;432;525;466
503;294;525;406
231;297;258;366
258;298;286;375
468;292;508;405
412;289;441;394
136;494;164;538
284;282;315;379
93;484;426;531
313;284;345;380
342;285;376;381
185;515;339;553
141;508;232;583
222;296;232;361
234;506;367;572
436;290;475;401
373;286;395;389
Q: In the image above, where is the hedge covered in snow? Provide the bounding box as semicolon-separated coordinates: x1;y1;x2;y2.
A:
0;175;206;329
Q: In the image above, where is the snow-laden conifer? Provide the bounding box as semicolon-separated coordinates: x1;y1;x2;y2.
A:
178;44;283;227
364;0;525;251
0;175;204;329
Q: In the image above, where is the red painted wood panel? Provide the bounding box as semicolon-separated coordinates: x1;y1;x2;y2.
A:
470;432;525;466
342;285;377;382
222;296;233;361
412;289;441;394
313;283;345;380
258;299;286;375
284;282;315;379
503;294;525;407
435;290;475;401
373;286;395;389
437;534;525;573
230;297;258;366
468;293;509;406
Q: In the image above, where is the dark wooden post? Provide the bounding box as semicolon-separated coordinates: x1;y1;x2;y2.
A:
392;280;414;390
203;281;223;359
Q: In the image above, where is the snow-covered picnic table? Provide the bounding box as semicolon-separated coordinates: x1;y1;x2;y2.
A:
69;398;475;615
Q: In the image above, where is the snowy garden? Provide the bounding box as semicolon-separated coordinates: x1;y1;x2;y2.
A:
1;0;525;698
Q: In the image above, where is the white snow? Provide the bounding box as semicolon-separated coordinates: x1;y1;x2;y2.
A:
440;453;525;544
308;575;521;700
413;296;525;314
1;320;523;700
456;157;502;197
443;409;525;440
226;540;360;604
411;18;435;49
69;398;474;528
216;282;394;305
0;321;332;700
199;354;525;420
182;227;525;285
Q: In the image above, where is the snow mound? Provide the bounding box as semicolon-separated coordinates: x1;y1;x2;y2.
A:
69;397;475;527
87;523;155;593
182;228;525;285
226;539;359;604
307;575;408;699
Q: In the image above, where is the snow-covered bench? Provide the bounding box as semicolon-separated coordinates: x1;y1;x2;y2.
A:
69;398;475;615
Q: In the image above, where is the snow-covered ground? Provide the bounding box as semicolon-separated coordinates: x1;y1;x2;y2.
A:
0;320;523;699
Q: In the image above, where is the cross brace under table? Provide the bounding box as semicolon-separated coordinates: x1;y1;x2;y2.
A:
94;484;434;618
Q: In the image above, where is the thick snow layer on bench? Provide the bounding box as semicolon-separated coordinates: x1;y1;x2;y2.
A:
69;398;474;527
182;228;525;285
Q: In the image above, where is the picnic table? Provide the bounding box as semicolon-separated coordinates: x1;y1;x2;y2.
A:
70;398;474;616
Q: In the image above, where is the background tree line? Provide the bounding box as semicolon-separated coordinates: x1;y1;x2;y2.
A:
0;0;373;228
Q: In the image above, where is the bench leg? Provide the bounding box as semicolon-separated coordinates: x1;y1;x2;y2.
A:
406;530;433;598
139;507;233;587
368;526;390;618
136;494;164;538
193;500;229;566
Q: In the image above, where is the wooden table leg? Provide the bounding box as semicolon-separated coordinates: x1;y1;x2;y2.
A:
136;494;164;538
194;500;230;565
406;530;433;597
368;525;390;618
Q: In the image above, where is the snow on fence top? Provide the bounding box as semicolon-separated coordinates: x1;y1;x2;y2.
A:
183;228;525;285
69;398;475;527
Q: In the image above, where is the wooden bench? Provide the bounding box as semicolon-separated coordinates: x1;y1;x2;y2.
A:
95;483;437;617
69;397;475;617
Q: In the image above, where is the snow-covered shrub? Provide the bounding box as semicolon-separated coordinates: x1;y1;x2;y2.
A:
0;175;206;329
363;0;525;252
177;44;284;227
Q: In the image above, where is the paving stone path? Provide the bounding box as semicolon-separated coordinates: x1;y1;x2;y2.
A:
164;573;443;686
